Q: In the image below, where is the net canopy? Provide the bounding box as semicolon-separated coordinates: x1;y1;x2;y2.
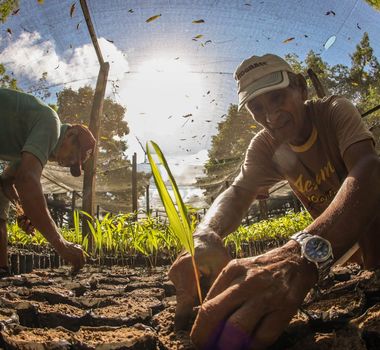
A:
1;0;380;211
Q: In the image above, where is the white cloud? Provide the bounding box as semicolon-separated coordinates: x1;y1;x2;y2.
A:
0;32;129;89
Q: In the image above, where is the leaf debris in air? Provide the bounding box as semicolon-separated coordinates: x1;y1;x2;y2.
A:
106;38;114;43
6;28;12;35
192;19;205;23
146;14;161;23
128;9;134;13
283;37;295;44
12;8;20;15
70;3;76;17
325;10;336;16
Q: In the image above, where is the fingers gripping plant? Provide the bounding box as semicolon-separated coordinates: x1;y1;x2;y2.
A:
147;141;202;304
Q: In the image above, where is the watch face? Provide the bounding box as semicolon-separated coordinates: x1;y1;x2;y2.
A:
303;236;332;263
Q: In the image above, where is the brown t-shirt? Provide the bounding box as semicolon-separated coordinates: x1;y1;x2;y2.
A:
232;96;374;219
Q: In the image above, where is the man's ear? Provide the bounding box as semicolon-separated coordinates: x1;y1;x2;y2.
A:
64;126;79;140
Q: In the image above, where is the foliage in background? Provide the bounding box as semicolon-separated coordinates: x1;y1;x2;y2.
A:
197;104;261;203
7;210;311;264
56;86;149;212
0;0;19;23
365;0;380;11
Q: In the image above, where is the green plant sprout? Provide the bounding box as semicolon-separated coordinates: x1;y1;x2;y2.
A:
147;140;203;304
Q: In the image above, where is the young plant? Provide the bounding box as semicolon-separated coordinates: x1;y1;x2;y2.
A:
147;141;202;304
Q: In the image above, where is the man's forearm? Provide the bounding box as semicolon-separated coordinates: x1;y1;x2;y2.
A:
195;185;257;240
15;174;64;249
306;154;380;261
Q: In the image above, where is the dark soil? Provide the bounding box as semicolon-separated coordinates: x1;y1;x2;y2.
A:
0;264;379;349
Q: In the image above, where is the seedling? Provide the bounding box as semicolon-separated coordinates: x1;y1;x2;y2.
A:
147;141;202;304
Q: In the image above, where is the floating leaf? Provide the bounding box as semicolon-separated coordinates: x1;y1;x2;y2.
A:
282;37;295;43
325;10;336;16
6;28;12;35
146;14;161;23
70;3;76;17
351;82;359;86
245;3;252;5
128;9;134;13
204;40;212;45
357;23;361;30
174;57;180;60
106;38;114;43
12;9;20;15
205;120;211;122
324;35;336;50
304;34;309;38
76;22;80;30
193;34;203;40
182;113;192;118
192;19;205;23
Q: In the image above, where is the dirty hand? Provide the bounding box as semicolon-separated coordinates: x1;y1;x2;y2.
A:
168;231;231;330
58;241;85;274
17;215;36;236
191;240;318;350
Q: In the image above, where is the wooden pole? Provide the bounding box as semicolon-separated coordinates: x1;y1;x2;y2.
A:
132;152;138;219
82;62;110;252
146;184;150;216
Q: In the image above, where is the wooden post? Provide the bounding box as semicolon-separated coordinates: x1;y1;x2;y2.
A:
132;152;138;219
259;199;268;220
145;184;150;216
82;62;110;252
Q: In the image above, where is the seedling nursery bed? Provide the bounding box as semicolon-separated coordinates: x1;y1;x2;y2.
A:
0;264;379;350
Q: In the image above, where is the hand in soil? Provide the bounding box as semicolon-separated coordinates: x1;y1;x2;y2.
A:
59;242;85;275
190;241;319;350
168;233;231;330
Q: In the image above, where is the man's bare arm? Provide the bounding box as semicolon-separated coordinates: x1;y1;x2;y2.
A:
195;185;257;241
13;152;64;249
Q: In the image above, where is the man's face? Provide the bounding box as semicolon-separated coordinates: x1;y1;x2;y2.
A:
55;133;80;168
246;85;308;145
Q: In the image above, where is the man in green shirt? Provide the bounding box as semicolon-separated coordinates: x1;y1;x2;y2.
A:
0;88;96;276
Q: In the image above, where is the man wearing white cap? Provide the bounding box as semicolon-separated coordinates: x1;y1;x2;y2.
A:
169;54;380;349
0;88;96;277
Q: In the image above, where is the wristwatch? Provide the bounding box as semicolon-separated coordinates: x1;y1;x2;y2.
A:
290;231;334;283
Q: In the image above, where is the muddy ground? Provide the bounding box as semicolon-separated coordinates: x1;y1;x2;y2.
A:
0;264;379;349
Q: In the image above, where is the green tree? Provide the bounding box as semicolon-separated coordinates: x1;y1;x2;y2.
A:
197;104;261;202
0;63;18;89
365;0;380;11
0;0;19;23
57;86;149;212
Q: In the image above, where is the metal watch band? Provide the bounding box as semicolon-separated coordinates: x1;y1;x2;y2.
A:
290;231;334;283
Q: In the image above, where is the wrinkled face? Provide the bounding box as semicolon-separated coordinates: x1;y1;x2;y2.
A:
246;85;309;145
55;132;81;168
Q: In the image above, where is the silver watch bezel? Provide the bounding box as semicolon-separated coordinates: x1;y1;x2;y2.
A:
301;235;333;264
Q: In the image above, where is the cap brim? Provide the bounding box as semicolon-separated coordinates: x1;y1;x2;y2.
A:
238;71;290;111
70;164;82;177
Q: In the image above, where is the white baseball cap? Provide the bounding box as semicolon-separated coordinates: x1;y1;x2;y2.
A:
234;54;294;111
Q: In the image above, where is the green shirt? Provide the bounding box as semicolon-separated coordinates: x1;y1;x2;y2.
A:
0;88;69;167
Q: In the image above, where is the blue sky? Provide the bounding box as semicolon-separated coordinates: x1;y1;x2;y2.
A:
1;0;380;205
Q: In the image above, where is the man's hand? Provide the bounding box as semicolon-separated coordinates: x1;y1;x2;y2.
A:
57;241;85;274
190;241;318;350
17;215;36;236
168;232;231;330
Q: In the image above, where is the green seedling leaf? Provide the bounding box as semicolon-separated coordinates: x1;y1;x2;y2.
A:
147;141;202;303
